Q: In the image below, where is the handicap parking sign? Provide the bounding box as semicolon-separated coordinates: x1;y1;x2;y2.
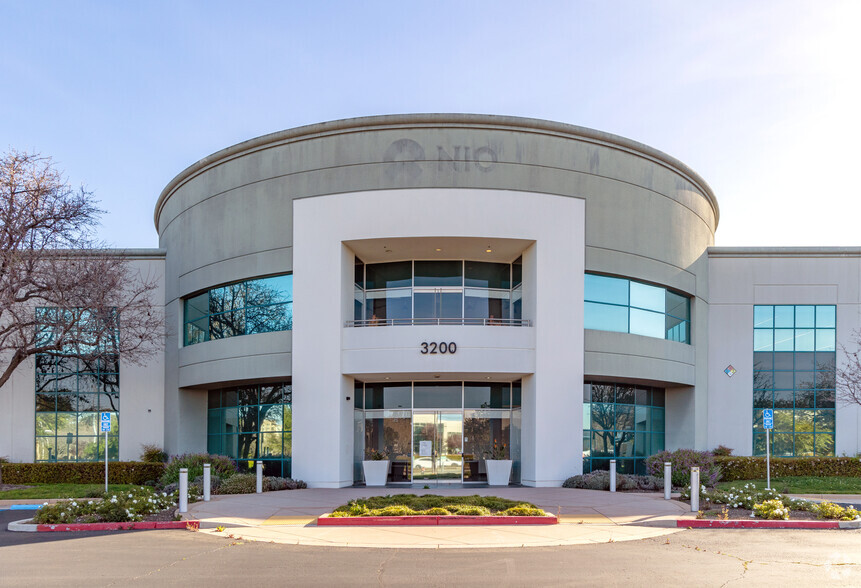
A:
100;411;112;432
762;408;774;430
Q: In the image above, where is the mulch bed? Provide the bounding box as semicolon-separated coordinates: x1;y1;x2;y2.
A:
0;484;35;491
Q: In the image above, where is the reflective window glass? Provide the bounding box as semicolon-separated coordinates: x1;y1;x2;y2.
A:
584;274;628;305
414;261;462;287
629;282;664;312
629;309;664;338
465;261;510;289
584;302;628;332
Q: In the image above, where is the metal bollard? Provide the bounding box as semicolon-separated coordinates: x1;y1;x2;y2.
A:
664;462;672;500
179;468;188;513
203;463;211;502
690;467;700;512
609;459;616;492
256;461;263;494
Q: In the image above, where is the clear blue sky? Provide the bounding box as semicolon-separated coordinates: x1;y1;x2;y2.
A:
2;1;859;248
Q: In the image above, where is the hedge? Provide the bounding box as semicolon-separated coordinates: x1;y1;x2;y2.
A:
716;456;861;482
0;462;165;485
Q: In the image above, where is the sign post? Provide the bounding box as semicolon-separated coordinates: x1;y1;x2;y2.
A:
100;412;112;493
762;408;773;490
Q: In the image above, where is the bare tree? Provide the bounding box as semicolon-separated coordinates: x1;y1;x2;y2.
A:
0;149;162;389
837;333;861;406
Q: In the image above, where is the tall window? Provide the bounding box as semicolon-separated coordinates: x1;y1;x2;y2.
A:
207;382;292;477
353;258;524;325
753;305;836;456
583;382;665;474
35;308;120;462
184;274;293;346
584;274;690;343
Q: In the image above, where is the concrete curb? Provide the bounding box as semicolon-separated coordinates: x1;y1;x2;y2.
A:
317;514;557;526
7;518;200;532
678;519;861;529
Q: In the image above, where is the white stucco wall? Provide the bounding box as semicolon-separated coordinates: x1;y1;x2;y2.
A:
708;249;861;457
292;188;585;487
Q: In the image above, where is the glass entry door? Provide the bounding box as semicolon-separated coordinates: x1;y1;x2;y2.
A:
412;412;463;483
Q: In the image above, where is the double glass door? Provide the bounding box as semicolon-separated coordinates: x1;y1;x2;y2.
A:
412;412;463;482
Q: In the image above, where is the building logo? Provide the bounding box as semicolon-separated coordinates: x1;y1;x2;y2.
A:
383;139;498;180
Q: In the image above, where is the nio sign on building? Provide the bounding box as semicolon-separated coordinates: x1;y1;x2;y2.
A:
1;114;858;487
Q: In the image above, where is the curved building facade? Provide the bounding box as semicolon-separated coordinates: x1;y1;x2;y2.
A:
155;114;717;487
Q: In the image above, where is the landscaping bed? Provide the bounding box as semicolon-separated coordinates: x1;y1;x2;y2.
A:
324;494;553;525
681;483;861;522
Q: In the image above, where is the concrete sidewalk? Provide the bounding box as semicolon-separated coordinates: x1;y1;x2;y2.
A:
184;487;693;548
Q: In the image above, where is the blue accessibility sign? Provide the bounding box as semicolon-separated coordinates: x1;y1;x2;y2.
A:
100;411;112;432
762;408;774;430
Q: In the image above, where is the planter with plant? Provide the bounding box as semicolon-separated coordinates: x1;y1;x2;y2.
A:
484;442;512;486
362;449;390;486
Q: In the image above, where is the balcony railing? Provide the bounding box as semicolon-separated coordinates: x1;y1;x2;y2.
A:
345;318;532;327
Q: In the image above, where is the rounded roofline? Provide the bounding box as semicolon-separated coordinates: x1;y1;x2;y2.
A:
154;113;718;230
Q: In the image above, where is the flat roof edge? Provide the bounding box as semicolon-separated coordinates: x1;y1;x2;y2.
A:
709;246;861;258
154;113;718;230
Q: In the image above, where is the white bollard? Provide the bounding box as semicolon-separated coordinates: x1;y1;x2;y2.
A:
690;467;700;512
256;461;263;494
179;468;188;513
609;459;616;492
203;463;211;502
664;462;672;500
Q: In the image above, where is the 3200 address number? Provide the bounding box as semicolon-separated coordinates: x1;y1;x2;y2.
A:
420;342;457;354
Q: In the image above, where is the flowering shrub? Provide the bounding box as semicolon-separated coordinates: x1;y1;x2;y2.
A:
753;499;790;520
646;449;721;487
160;453;237;486
216;473;307;494
712;445;734;457
814;502;861;521
679;482;815;512
32;487;179;524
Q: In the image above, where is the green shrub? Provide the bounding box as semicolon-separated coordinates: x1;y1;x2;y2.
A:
160;454;237;486
713;445;734;457
502;505;546;517
753;499;789;520
140;444;168;463
418;507;451;515
646;449;721;487
368;505;414;516
563;471;663;491
716;456;861;482
448;505;491;516
217;473;256;495
0;462;165;485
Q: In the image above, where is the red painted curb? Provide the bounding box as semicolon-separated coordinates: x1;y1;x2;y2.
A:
317;515;557;526
678;519;839;529
36;520;200;532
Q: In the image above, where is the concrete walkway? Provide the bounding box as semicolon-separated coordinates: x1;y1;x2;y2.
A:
184;487;693;549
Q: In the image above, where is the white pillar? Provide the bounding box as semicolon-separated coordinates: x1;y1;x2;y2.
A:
664;462;672;500
690;467;700;512
609;460;616;492
179;468;188;513
256;461;263;494
203;463;211;502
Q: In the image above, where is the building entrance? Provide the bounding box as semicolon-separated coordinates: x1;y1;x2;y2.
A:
411;411;463;483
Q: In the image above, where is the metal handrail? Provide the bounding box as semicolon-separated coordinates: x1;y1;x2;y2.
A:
344;318;532;327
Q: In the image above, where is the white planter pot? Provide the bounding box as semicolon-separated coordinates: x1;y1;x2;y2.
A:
362;460;390;486
485;459;513;486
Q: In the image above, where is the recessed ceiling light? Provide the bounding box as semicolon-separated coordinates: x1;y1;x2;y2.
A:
385;249;392;254
434;375;440;379
384;376;390;380
435;248;442;252
485;246;493;253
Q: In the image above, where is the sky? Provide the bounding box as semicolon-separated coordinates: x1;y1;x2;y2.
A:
2;0;860;249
